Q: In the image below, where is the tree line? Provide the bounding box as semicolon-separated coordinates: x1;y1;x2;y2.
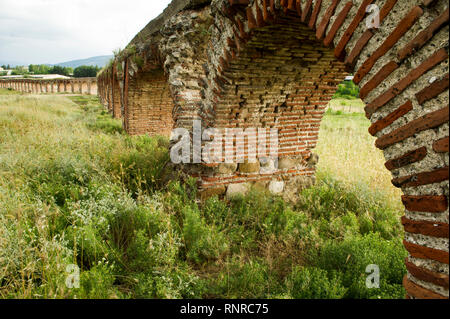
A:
1;64;100;78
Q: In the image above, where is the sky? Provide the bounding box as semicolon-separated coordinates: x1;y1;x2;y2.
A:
0;0;172;65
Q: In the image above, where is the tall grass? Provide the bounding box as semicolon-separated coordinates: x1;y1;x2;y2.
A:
316;111;404;212
0;92;406;299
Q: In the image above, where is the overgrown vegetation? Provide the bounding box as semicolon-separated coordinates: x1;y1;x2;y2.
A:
0;92;406;299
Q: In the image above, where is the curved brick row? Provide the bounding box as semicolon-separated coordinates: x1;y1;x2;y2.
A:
0;78;97;95
97;0;449;298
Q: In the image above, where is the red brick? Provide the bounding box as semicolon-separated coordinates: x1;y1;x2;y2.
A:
398;8;449;61
405;259;449;289
379;0;399;22
392;167;449;188
334;0;374;60
316;0;340;40
354;6;424;84
344;30;374;70
287;0;296;11
376;106;449;150
433;137;449;153
255;2;266;27
323;2;353;48
262;0;275;22
301;0;313;22
404;241;449;264
384;146;427;171
415;73;449;105
403;275;448;299
402;195;448;213
369;100;413;136
360;61;398;100
366;48;448;118
246;7;257;29
295;0;302;16
308;0;322;29
402;217;449;239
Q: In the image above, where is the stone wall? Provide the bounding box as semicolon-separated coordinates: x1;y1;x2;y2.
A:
98;0;449;299
0;78;98;95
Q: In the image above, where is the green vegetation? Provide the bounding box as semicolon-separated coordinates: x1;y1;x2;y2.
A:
8;64;99;77
0;92;406;299
12;64;74;76
333;80;360;100
29;64;52;75
73;65;101;78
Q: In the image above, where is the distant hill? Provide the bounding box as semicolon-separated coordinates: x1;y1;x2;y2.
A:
54;55;113;69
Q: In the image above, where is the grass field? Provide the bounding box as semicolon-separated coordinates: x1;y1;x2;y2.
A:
0;89;406;299
327;97;365;114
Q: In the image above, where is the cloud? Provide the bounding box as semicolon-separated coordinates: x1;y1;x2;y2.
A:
0;0;171;64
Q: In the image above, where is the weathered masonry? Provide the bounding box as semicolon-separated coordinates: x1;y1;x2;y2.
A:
98;0;449;298
0;78;98;95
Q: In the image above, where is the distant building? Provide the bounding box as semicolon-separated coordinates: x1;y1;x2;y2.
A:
344;75;354;82
0;74;71;80
0;69;13;76
31;74;71;80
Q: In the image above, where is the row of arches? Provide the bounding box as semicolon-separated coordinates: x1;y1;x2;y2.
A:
0;78;98;95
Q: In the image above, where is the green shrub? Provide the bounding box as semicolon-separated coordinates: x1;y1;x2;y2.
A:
87;116;123;135
182;205;229;265
297;175;365;219
210;258;281;299
286;267;347;299
133;267;205;299
106;135;171;196
312;233;407;299
333;80;360;99
228;190;291;236
77;263;121;299
27;157;94;207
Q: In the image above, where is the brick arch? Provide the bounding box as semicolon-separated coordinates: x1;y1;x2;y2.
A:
198;2;349;199
121;59;175;136
199;0;449;299
110;63;122;119
104;70;114;114
99;0;449;298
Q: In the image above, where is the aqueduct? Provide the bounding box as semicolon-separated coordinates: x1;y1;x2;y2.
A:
97;0;449;298
0;78;98;95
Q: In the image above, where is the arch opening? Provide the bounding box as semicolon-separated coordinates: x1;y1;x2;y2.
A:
196;14;348;199
124;66;175;136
